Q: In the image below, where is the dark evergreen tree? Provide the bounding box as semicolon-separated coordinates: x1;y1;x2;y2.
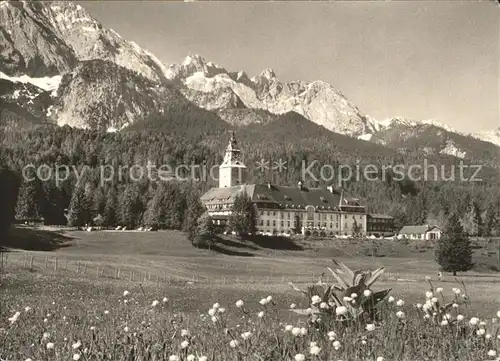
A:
143;185;165;229
67;183;91;227
41;180;66;225
184;192;205;243
472;201;483;237
0;160;20;238
194;211;215;246
435;212;474;276
103;186;118;227
118;184;142;229
483;201;498;237
15;175;44;223
352;219;363;238
229;191;257;236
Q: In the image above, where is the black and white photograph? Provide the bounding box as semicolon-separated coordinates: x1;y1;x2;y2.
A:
0;0;499;360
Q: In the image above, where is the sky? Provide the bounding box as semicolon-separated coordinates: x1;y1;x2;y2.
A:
80;1;499;133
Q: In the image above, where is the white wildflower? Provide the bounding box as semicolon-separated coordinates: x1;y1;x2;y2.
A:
311;295;322;305
363;289;372;297
365;323;376;331
335;306;347;315
294;353;305;361
8;311;20;324
236;300;244;308
469;317;479;326
180;340;189;349
310;345;321;355
229;339;239;348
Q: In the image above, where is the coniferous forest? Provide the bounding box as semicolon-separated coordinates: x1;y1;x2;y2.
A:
1;112;499;237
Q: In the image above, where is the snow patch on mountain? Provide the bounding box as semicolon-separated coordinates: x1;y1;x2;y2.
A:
440;140;466;159
472;128;500;147
0;71;62;94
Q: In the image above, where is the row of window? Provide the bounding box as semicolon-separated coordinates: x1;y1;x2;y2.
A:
259;220;356;230
259;210;363;221
368;218;393;224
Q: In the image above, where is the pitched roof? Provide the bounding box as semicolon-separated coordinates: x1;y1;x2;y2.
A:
399;225;430;234
427;225;443;232
201;183;365;210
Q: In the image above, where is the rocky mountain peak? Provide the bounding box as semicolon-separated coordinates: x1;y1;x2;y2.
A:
259;68;277;80
0;0;169;82
166;54;227;82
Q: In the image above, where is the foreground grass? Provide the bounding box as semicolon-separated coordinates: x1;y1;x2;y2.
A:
1;265;500;361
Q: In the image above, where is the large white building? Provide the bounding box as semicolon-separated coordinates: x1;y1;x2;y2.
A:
201;132;367;237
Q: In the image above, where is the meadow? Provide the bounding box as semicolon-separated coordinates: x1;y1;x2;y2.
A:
1;227;500;361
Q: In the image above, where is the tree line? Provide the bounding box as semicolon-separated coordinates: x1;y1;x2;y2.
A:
0;124;499;237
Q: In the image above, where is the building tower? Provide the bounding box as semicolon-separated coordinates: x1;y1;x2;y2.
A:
219;131;247;188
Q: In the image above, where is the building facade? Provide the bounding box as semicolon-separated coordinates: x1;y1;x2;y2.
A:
398;225;442;240
200;132;368;237
366;214;395;237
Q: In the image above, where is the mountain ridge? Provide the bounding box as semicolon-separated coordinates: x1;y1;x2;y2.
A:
1;0;498;165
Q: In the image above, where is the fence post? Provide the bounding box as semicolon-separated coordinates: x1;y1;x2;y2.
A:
97;267;99;278
45;257;48;269
65;260;68;270
54;258;58;271
83;262;87;274
130;270;134;281
29;255;34;270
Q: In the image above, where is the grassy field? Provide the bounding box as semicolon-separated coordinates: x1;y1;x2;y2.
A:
1;227;500;360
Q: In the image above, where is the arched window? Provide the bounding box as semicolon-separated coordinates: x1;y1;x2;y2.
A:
306;205;315;220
